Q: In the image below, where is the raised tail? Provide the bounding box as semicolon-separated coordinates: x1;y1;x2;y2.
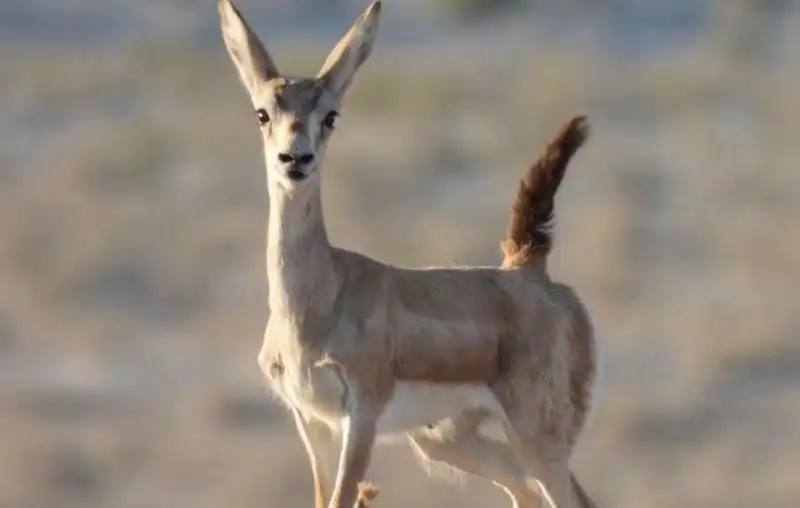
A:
501;115;589;268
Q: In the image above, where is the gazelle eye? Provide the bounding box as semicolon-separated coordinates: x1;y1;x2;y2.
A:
322;111;339;130
255;108;270;126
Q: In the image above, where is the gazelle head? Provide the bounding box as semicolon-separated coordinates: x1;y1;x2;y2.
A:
218;0;381;187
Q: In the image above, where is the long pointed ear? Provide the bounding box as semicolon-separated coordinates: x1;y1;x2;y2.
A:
317;1;382;97
218;0;279;99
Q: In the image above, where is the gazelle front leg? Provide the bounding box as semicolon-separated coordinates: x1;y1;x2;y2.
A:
329;399;379;508
293;407;380;508
292;408;338;508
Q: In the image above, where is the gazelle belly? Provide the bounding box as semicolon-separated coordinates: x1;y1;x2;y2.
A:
376;382;506;440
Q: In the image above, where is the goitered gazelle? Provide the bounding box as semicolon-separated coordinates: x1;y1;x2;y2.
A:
217;1;599;507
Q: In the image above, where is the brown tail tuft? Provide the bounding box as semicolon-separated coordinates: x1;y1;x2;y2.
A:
502;115;589;268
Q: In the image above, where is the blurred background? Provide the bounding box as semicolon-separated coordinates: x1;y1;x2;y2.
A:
1;0;798;507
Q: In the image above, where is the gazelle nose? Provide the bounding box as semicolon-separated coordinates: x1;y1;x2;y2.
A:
278;152;315;165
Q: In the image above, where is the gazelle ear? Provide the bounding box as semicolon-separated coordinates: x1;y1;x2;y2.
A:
218;0;279;99
317;1;381;97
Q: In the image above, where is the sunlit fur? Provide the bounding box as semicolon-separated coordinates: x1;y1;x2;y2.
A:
218;1;598;507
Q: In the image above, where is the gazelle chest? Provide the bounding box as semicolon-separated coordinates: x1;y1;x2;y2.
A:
257;324;348;427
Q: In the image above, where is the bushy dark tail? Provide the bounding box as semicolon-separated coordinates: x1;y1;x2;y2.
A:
502;115;589;268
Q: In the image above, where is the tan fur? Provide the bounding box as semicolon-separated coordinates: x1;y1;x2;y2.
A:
218;1;598;507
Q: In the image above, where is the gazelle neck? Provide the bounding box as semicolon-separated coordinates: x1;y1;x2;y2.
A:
266;172;339;315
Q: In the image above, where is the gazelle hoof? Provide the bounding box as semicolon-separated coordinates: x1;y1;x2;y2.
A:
355;482;379;507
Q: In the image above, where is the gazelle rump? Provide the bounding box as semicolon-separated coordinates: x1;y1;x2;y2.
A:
217;1;599;507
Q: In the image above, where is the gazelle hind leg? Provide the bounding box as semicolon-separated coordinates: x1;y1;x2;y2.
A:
408;410;539;508
500;421;573;508
409;434;537;508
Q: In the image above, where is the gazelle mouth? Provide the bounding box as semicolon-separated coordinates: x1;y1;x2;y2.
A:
286;169;309;181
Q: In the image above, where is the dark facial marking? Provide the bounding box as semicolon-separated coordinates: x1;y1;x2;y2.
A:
309;86;323;110
273;79;323;112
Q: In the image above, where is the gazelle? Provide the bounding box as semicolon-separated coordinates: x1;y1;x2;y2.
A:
217;0;599;507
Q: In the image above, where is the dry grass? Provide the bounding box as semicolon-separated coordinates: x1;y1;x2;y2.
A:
0;27;798;508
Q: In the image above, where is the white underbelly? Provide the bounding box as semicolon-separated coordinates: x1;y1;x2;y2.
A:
376;382;507;441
